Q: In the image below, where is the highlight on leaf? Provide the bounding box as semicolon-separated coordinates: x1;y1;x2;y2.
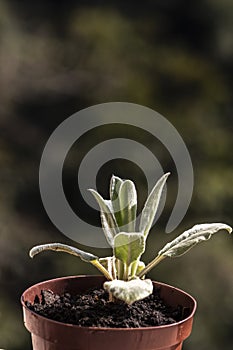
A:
88;189;118;247
158;223;232;258
29;243;98;262
139;172;170;238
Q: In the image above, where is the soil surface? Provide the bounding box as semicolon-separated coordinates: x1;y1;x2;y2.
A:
26;287;183;328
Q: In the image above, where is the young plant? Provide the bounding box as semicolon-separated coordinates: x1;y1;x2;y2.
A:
30;173;232;304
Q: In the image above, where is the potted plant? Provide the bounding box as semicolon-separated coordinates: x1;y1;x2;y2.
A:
21;173;232;350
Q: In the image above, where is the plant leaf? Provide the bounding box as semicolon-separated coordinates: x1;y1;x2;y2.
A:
99;256;117;279
114;232;145;266
29;243;98;262
103;278;153;304
88;189;118;246
110;175;124;227
139;173;170;237
118;180;137;231
158;223;232;258
136;261;146;275
110;175;123;201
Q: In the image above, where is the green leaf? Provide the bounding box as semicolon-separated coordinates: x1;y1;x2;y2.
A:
158;223;232;258
88;189;118;247
118;180;137;231
29;243;98;262
109;175;124;227
110;175;123;201
114;232;145;266
136;261;146;275
103;278;153;304
139;173;170;237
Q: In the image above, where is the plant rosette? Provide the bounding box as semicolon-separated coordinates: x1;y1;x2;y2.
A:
21;173;232;350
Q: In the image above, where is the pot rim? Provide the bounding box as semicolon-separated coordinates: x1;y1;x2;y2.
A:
21;274;197;331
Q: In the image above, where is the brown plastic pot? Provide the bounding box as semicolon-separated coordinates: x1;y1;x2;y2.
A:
21;275;197;350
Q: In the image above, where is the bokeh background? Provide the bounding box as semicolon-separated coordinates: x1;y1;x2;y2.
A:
0;1;232;349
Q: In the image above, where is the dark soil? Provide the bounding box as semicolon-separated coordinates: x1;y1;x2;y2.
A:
26;287;183;328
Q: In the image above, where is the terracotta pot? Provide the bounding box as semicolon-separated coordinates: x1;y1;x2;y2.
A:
21;275;197;350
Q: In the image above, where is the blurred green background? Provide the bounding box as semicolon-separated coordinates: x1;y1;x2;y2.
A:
0;0;232;349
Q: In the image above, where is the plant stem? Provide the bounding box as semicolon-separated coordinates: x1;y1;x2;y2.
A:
91;260;113;280
117;259;124;279
123;263;129;281
112;258;117;279
130;260;138;277
137;255;166;278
